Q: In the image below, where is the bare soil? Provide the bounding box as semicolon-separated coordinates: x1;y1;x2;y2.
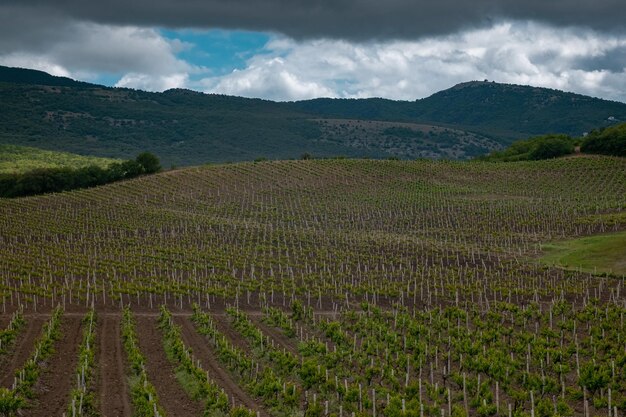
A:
249;316;300;356
96;314;131;417
22;315;82;417
135;315;204;417
210;313;253;352
0;316;46;388
174;316;269;416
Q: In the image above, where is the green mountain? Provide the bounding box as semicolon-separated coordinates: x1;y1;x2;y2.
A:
413;81;626;138
294;81;626;138
1;65;624;167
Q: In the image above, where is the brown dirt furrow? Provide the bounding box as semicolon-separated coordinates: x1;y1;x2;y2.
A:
96;314;131;417
22;315;83;417
210;313;252;352
135;316;204;417
0;317;46;388
174;316;269;417
249;316;300;357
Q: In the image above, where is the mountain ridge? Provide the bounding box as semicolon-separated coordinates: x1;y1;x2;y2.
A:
1;65;624;166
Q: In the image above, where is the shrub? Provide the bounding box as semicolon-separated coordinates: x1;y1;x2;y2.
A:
581;122;626;157
0;152;161;198
479;134;575;161
135;152;162;173
529;136;575;160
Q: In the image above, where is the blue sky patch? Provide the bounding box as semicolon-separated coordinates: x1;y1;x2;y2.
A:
161;29;271;77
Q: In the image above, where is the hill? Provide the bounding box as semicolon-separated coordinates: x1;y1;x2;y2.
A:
0;65;93;88
415;81;626;138
0;143;118;174
295;81;626;138
1;65;624;166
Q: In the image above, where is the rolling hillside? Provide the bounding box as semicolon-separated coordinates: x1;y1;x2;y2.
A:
1;65;624;166
0;156;625;415
0;143;118;174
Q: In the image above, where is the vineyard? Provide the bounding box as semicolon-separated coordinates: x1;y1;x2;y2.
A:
0;155;625;417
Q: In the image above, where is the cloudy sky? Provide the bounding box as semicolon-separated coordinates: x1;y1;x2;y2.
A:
1;1;625;102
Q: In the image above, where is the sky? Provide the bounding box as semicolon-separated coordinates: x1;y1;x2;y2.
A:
0;1;625;102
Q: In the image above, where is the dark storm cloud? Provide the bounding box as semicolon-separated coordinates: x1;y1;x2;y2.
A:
0;6;73;52
2;0;626;40
573;46;626;73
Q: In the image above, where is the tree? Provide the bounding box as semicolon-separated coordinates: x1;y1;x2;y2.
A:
528;136;574;160
581;123;626;157
120;160;145;178
135;152;161;174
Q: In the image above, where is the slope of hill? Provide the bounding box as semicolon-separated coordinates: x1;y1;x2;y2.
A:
0;65;93;88
414;81;626;138
1;65;624;166
0;144;118;174
294;81;626;139
0;156;625;415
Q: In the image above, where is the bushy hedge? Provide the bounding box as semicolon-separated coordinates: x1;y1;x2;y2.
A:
528;136;576;160
580;122;626;157
0;152;160;198
478;134;576;162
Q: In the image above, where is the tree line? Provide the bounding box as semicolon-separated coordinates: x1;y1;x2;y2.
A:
478;122;625;162
0;152;161;198
580;122;626;157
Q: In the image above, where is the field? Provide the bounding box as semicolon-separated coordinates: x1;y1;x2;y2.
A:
539;232;626;275
0;144;118;174
0;155;625;417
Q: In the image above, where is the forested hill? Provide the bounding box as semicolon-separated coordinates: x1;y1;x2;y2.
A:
294;81;626;138
0;65;94;88
1;65;624;166
415;81;626;138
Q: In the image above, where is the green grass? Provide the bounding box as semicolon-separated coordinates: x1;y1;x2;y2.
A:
0;144;118;174
539;231;626;275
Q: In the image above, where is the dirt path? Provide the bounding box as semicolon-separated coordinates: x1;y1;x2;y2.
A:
135;316;204;417
22;315;83;417
96;315;131;417
0;316;46;388
211;314;253;352
175;316;269;417
249;316;300;356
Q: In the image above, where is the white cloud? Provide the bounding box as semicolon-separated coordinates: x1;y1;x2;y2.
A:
1;17;625;102
115;72;188;91
0;54;72;77
201;57;335;101
0;21;197;91
202;21;626;102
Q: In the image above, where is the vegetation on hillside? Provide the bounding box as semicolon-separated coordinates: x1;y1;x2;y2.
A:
295;81;626;139
314;119;502;159
477;134;577;161
581;122;626;156
1;66;625;165
0;152;161;197
0;144;118;174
